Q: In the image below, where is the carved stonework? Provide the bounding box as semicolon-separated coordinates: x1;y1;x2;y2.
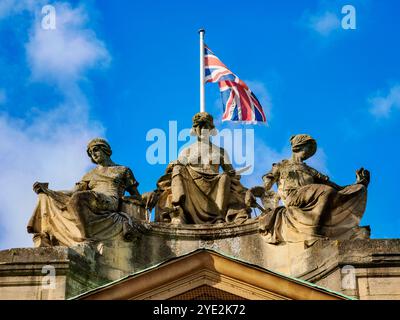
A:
153;112;250;225
27;138;146;247
247;134;370;245
26;129;371;250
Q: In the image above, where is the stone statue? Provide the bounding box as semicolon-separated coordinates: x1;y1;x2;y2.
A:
153;112;250;224
27;138;146;247
247;134;370;245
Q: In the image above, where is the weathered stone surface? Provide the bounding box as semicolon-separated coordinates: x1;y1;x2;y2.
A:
294;239;400;299
154;112;249;225
27;138;145;247
251;134;370;244
0;246;108;299
2;222;399;299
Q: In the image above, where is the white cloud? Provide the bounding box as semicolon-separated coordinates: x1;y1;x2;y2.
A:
0;109;103;250
301;0;368;37
306;11;340;36
0;89;6;105
0;2;109;250
369;84;400;118
26;2;110;86
0;0;41;19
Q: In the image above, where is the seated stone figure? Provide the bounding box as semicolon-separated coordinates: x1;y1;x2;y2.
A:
154;112;250;225
27;138;145;247
247;134;370;245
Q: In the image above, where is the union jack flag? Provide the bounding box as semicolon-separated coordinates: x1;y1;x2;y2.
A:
204;45;267;123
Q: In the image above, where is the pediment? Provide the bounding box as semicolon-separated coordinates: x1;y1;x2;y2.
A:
77;249;348;300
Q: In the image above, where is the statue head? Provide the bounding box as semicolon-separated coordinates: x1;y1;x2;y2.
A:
290;134;317;160
87;138;112;164
190;112;217;138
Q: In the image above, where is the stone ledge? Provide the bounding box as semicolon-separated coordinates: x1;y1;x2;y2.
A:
0;245;109;299
296;239;400;282
338;239;400;266
1;235;400;299
148;219;259;239
0;247;71;263
0;245;96;274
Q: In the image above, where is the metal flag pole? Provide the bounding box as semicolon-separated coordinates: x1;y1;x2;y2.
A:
199;28;206;113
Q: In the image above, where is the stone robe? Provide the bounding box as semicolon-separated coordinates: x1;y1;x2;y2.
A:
155;141;249;224
27;165;139;247
259;160;368;245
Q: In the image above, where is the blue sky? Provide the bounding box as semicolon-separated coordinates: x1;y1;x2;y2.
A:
0;0;399;249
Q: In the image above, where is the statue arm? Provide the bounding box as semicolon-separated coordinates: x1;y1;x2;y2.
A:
221;162;236;175
141;187;162;210
125;168;141;199
310;167;370;189
262;176;275;191
321;179;343;190
127;184;141;199
245;164;279;208
124;167;162;209
220;148;236;176
33;181;88;195
262;163;280;190
310;167;343;190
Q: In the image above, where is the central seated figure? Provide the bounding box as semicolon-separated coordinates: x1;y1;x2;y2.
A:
155;112;250;225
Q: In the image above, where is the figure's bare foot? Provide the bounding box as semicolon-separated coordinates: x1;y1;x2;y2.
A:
356;168;370;187
32;233;52;247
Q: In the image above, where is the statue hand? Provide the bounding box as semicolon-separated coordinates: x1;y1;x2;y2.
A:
33;182;49;194
355;168;370;187
245;189;258;208
250;186;266;198
142;191;158;210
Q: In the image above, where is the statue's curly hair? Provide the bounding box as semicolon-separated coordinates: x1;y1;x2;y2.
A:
192;112;215;130
86;138;112;162
190;112;217;136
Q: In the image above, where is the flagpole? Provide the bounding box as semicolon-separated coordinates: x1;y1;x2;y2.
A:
199;28;206;113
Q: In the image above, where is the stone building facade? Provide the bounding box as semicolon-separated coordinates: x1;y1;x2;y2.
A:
1;221;399;300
